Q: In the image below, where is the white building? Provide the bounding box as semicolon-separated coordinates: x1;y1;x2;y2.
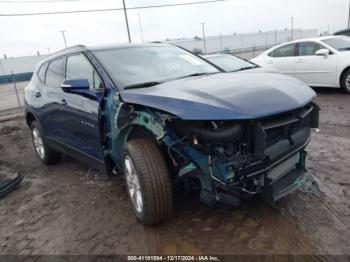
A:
0;55;48;76
167;29;318;55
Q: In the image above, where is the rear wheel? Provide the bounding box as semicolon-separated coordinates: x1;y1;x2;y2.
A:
341;69;350;94
30;121;61;165
124;139;173;226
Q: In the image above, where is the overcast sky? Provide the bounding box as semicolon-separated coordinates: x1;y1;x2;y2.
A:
0;0;348;57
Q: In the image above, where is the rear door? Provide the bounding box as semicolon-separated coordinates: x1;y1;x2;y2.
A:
37;57;67;142
61;53;104;160
266;43;298;77
294;41;337;87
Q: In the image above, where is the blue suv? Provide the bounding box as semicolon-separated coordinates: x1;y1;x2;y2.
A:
25;43;319;225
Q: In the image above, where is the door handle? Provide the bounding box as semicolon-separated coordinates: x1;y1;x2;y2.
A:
61;99;67;106
296;58;303;63
34;92;41;98
267;60;273;64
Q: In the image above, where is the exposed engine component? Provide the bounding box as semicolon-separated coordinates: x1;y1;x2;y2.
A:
171;120;245;144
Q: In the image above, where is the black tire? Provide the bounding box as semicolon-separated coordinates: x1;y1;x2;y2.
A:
341;69;350;94
30;121;61;165
124;139;173;226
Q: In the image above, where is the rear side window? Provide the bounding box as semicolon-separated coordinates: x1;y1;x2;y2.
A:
65;54;103;90
46;58;65;88
269;44;296;57
298;42;324;56
37;63;47;83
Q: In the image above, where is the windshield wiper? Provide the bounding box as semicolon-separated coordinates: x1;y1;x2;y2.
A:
177;72;218;79
124;81;163;90
232;66;257;72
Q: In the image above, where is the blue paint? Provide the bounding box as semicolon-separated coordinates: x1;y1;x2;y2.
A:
121;72;316;120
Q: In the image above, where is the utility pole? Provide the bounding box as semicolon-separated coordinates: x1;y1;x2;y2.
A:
274;29;277;46
59;30;67;48
348;0;350;28
201;22;207;54
0;60;5;75
122;0;131;43
219;34;223;53
138;13;145;43
291;17;294;40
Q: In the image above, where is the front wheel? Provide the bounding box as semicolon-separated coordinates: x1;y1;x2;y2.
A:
341;69;350;94
124;139;173;226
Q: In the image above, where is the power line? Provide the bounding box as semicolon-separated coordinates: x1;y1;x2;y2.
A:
0;0;226;16
0;0;79;2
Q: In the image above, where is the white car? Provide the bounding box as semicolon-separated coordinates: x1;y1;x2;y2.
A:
203;54;279;73
251;36;350;93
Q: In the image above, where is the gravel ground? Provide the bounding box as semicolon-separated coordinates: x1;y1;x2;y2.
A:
0;87;349;256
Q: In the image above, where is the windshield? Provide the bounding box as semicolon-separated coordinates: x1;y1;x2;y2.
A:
93;45;219;88
322;37;350;51
205;55;257;72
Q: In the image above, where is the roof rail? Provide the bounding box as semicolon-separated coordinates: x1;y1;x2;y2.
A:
51;44;87;55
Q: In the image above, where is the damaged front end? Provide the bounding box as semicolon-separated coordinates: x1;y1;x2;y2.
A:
113;101;320;206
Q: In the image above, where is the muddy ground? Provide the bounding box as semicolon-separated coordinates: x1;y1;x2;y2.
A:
0;88;349;256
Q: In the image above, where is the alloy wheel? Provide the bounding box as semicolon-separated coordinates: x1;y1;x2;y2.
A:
346;73;350;91
32;128;45;159
124;155;143;213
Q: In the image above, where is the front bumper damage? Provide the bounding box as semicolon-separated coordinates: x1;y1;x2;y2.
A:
182;141;311;206
168;102;320;206
115;101;320;206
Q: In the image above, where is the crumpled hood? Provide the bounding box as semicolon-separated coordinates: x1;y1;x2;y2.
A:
120;72;316;120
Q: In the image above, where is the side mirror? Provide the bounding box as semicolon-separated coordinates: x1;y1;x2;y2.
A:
61;79;90;93
315;49;330;56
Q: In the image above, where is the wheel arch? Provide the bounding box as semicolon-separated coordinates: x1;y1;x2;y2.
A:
339;65;350;87
110;102;172;174
25;111;37;126
111;123;162;174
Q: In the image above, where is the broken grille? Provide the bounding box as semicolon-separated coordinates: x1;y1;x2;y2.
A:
265;123;295;147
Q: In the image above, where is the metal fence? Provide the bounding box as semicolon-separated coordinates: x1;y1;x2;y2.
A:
207;44;275;59
0;73;27;114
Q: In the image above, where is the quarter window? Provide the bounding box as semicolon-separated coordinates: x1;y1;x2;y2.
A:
298;42;324;56
65;54;102;90
45;58;65;88
269;44;296;57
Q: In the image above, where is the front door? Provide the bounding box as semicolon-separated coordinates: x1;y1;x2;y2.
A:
61;54;104;160
294;42;337;87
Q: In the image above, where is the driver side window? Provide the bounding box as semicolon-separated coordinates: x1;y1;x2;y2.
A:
65;54;103;90
298;42;324;56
